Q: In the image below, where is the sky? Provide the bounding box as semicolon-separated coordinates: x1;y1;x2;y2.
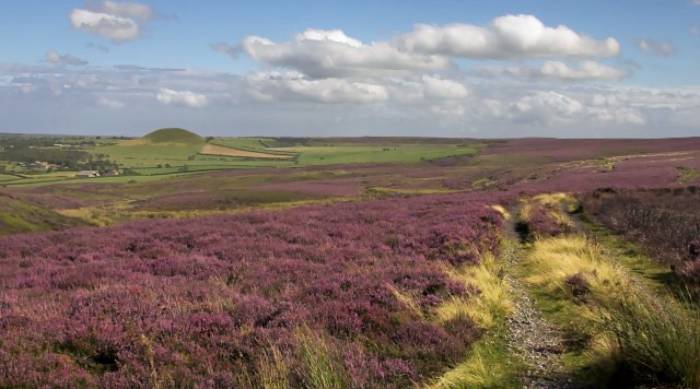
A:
1;1;700;138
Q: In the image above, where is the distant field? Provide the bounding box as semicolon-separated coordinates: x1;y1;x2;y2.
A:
87;137;481;171
1;131;484;188
200;143;293;159
281;143;479;165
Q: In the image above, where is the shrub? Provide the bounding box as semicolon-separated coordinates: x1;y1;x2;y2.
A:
0;191;503;386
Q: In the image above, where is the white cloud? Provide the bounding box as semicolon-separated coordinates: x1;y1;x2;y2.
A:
97;96;125;109
514;91;584;121
396;14;620;59
4;62;700;136
241;29;450;78
156;88;209;108
69;1;152;42
101;0;152;19
45;51;88;66
297;29;362;47
638;39;675;56
246;71;389;103
541;61;624;80
479;60;625;81
421;75;469;99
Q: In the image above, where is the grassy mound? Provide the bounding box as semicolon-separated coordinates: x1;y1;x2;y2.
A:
142;128;204;144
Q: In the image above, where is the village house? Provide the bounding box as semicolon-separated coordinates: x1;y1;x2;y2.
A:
76;170;100;178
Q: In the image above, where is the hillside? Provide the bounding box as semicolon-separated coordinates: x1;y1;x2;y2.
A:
142;128;204;144
0;192;86;235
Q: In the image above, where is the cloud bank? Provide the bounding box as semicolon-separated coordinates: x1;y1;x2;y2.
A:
2;13;697;137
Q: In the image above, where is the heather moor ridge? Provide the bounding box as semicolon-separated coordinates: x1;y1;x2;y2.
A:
2;1;700;388
2;133;700;388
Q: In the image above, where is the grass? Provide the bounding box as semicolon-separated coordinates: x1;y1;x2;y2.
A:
438;252;514;329
518;233;700;387
0;193;85;234
282;144;479;166
599;287;700;387
255;344;290;389
427;321;523;389
57;196;357;226
295;327;348;389
519;192;578;230
142;128;204;144
429;239;523;388
677;166;700;184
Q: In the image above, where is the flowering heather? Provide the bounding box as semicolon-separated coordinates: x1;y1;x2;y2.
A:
258;179;364;197
581;187;700;288
0;192;502;387
484;138;700;163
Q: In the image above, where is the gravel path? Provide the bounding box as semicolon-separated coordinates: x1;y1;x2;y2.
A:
506;276;574;389
500;226;577;389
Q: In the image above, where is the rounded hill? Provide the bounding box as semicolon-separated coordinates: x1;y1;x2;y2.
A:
142;128;204;144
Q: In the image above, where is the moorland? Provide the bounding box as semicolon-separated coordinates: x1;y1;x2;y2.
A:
1;129;699;388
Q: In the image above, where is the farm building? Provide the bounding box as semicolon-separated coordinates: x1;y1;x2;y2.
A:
76;170;100;178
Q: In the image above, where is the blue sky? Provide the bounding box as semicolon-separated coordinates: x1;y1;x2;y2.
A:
1;1;700;137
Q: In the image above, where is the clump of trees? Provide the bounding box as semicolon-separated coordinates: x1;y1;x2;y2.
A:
0;135;119;173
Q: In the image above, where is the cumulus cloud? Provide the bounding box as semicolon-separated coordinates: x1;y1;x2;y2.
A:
241;29;450;78
638;39;675;56
513;91;584;123
45;51;88;66
237;16;621;86
246;71;389;103
420;75;469;99
480;60;625;81
69;1;152;42
396;15;620;59
157;88;209;108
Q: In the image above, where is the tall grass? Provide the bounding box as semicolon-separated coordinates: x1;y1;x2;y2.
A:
429;242;522;388
295;327;349;389
523;234;700;387
438;251;514;329
256;344;290;389
600;289;700;388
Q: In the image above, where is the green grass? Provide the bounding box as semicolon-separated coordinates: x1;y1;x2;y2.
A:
0;193;86;234
517;234;700;387
428;321;524;389
428;239;524;388
210;137;296;155
677;166;700;184
142;128;204;144
2;138;483;188
295;327;348;389
90;141;204;168
0;174;21;183
280;143;479;166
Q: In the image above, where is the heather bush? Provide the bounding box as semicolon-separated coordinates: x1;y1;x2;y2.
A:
517;193;577;240
0;192;502;387
582;187;700;288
